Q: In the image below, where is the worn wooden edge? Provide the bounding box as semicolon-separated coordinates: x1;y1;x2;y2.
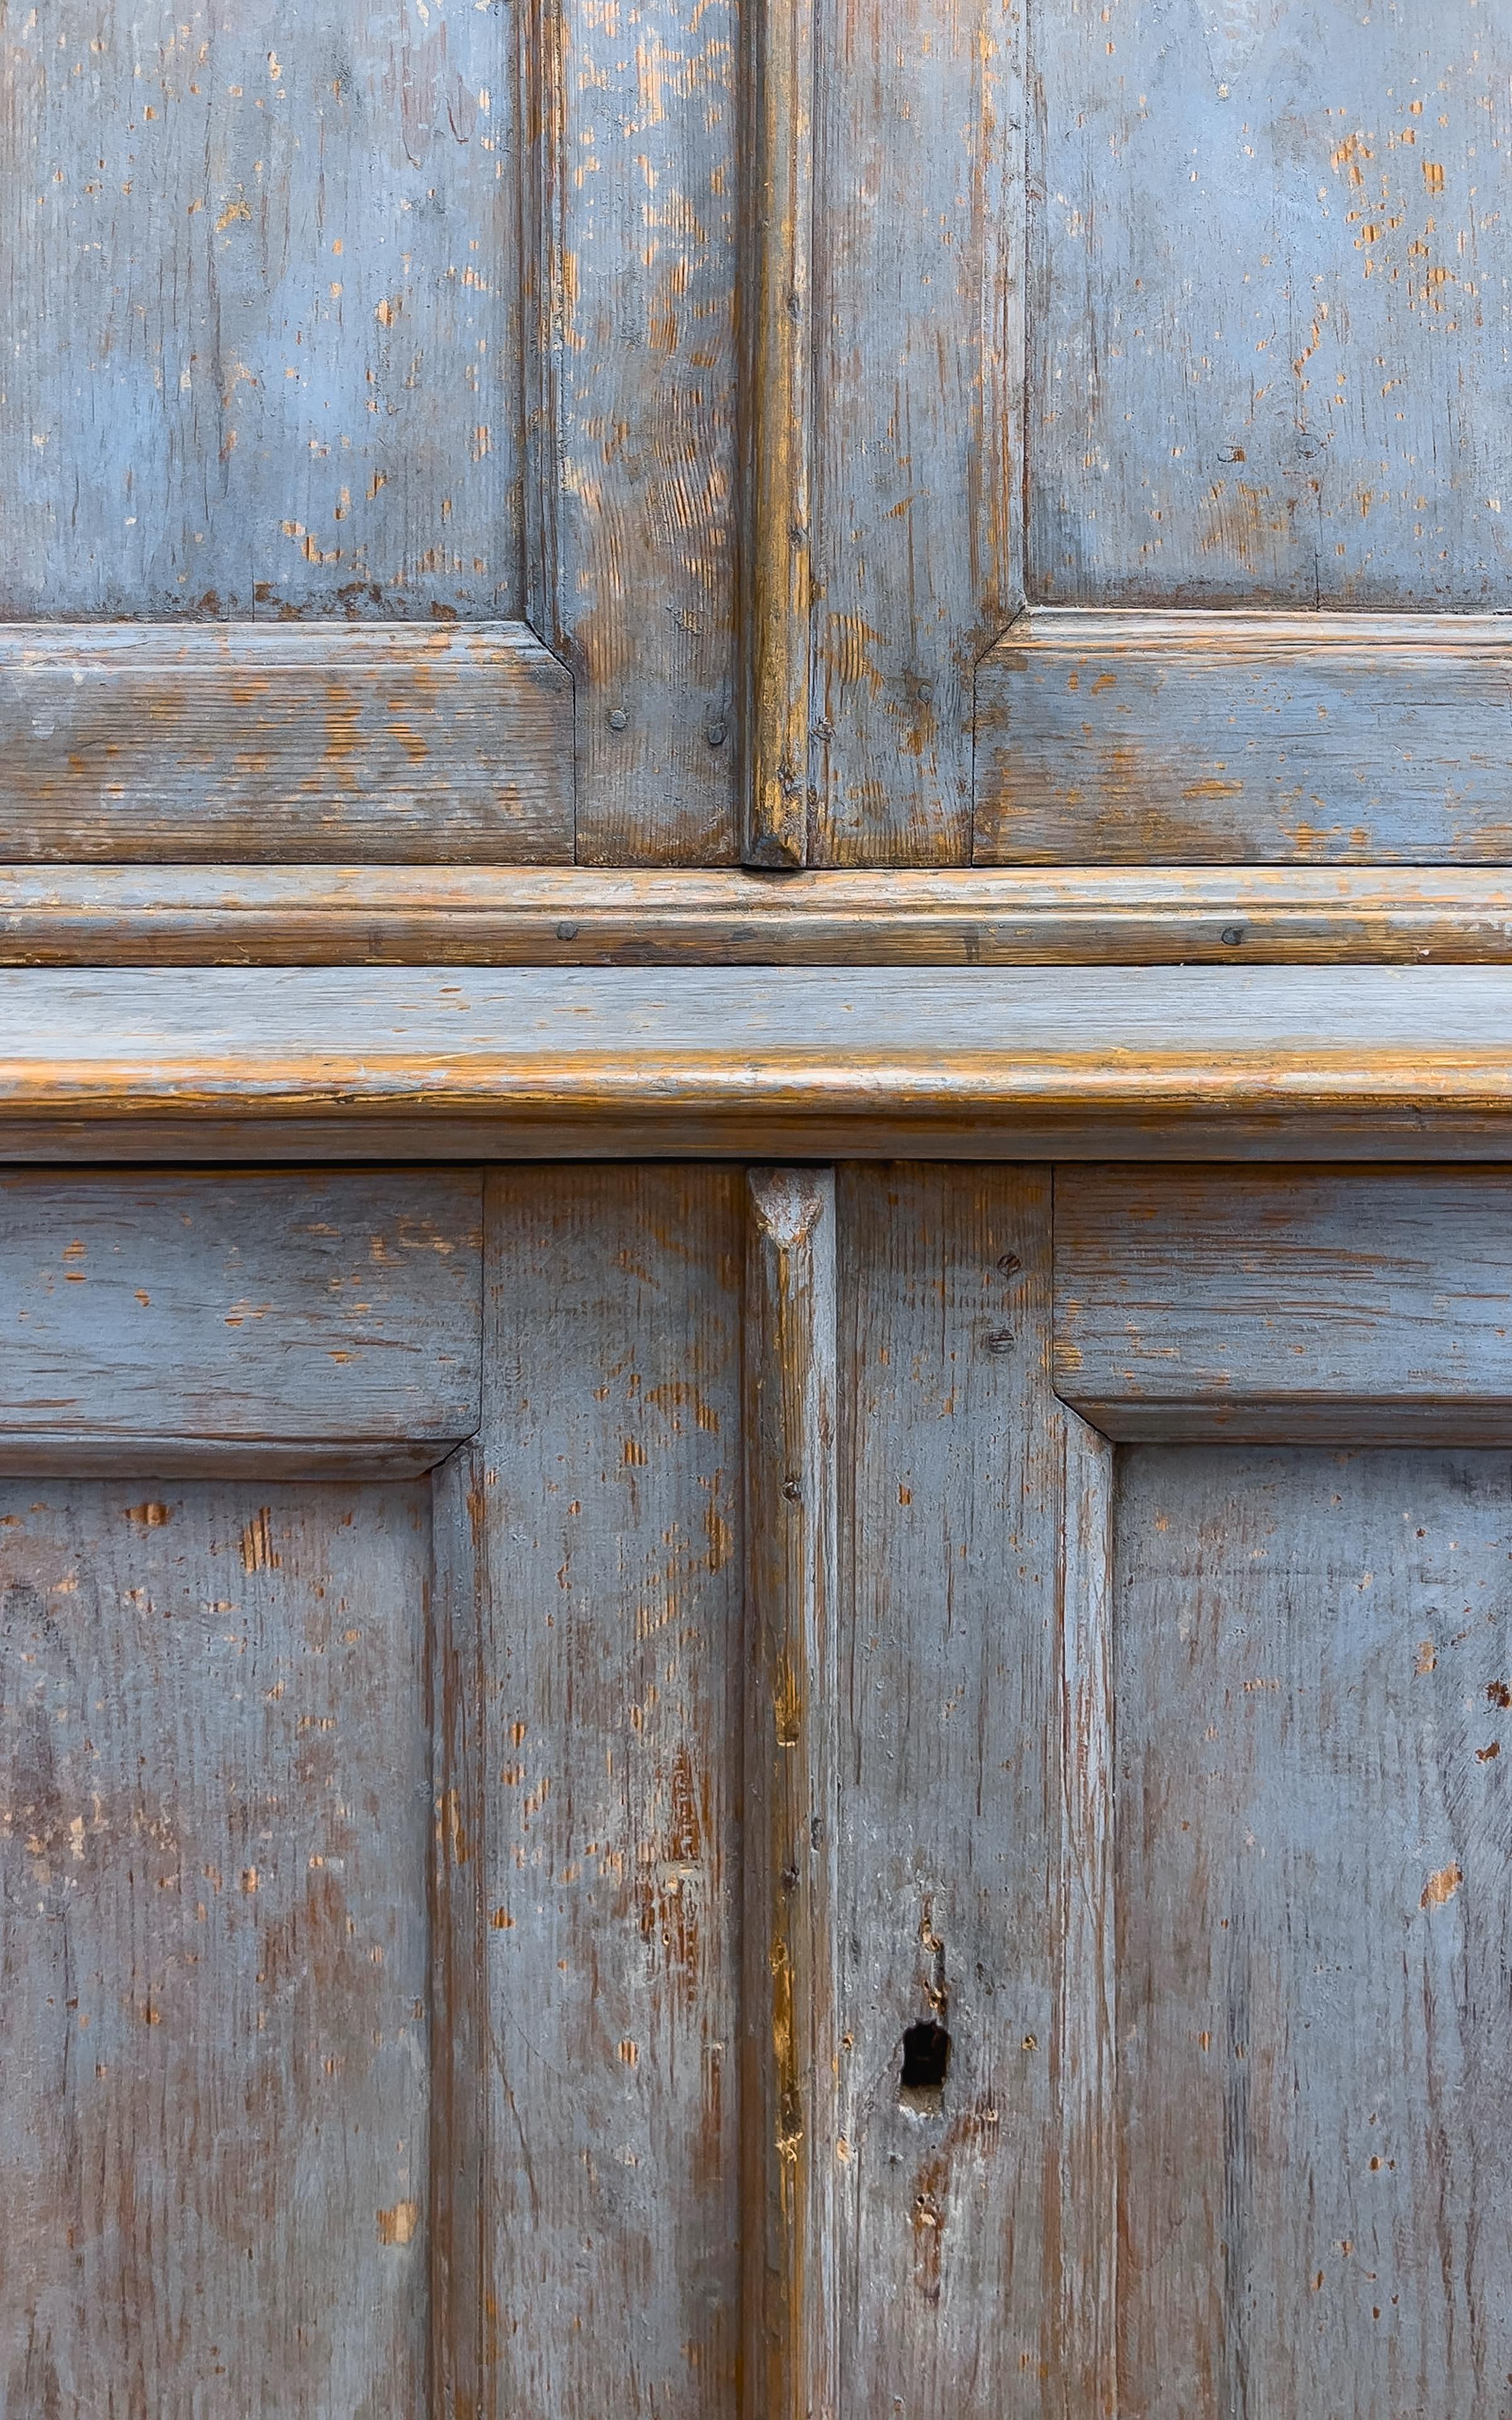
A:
742;0;815;867
3;968;1512;1156
742;1169;840;2420
1048;1397;1512;1446
0;1433;476;1478
987;607;1512;655
6;867;1512;965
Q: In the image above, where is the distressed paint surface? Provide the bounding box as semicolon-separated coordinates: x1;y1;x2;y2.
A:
11;864;1512;966
528;0;740;861
2;0;520;623
975;611;1512;865
0;1170;481;1463
474;1166;745;2414
0;1478;433;2417
1114;1445;1512;2416
1055;1165;1512;1439
810;0;1022;863
834;1165;1064;2413
0;624;573;864
1030;0;1512;608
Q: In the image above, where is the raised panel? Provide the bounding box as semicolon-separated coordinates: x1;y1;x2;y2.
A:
1113;1444;1512;2418
4;2;520;626
1;1478;433;2416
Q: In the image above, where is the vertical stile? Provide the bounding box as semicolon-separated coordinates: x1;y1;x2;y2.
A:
1057;1412;1119;2417
742;0;816;866
743;1169;840;2416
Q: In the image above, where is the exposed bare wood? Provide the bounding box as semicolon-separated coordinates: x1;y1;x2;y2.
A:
976;611;1512;865
0;625;573;864
742;0;816;867
12;866;1512;965
743;1170;839;2418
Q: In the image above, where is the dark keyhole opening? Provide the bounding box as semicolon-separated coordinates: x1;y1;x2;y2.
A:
898;2019;951;2109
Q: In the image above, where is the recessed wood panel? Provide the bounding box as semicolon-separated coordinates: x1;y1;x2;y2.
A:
0;1478;433;2416
1028;4;1512;610
1114;1445;1512;2417
0;625;573;865
3;0;521;625
974;611;1512;865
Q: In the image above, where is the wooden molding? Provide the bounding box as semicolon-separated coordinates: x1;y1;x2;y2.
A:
5;865;1512;965
975;609;1512;865
3;965;1512;1160
0;623;575;863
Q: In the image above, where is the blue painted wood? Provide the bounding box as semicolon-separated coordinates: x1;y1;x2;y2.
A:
1028;0;1512;611
1055;1167;1512;1438
2;0;520;625
0;1169;482;1467
975;611;1512;863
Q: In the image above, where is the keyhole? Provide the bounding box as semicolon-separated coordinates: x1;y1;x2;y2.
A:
898;2019;951;2110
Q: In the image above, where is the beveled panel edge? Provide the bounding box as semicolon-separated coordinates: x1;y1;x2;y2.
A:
4;865;1512;965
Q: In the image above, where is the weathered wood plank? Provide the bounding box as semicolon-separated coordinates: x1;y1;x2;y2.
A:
9;865;1512;967
1114;1446;1512;2416
833;1165;1062;2414
0;1170;481;1461
1029;4;1512;610
3;1;521;624
0;1478;433;2416
0;625;572;863
7;967;1512;1163
476;1167;745;2415
526;0;740;862
1055;1167;1512;1441
811;0;1022;863
975;611;1512;865
742;1172;840;2418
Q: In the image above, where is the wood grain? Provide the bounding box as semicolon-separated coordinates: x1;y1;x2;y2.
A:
833;1166;1063;2413
743;1172;840;2417
975;611;1512;865
742;0;815;866
0;624;573;863
0;1170;481;1466
1055;1167;1512;1441
0;1478;433;2416
810;0;1022;863
526;0;740;862
1114;1446;1512;2416
9;865;1512;967
6;967;1512;1163
1029;3;1512;611
3;1;521;624
476;1167;745;2414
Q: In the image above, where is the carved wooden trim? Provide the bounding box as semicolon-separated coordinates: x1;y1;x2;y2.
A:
3;965;1512;1161
7;866;1512;965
